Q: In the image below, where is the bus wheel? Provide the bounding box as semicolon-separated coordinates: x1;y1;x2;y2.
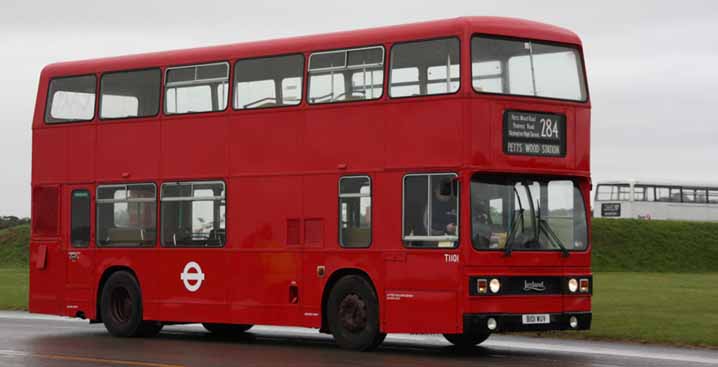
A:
443;331;490;348
327;275;385;351
202;323;253;335
100;271;147;337
138;321;163;337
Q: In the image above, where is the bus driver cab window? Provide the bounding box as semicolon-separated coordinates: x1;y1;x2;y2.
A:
403;174;458;248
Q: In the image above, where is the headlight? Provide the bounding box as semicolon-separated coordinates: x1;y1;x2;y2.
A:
568;278;578;293
579;278;590;293
489;278;501;294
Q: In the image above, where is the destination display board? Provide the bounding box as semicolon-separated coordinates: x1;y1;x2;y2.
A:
503;110;567;157
601;203;622;217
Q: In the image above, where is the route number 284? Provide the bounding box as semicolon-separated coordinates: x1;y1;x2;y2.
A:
540;118;559;139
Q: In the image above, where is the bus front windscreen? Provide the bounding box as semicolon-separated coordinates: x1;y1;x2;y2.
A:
471;175;588;252
471;36;587;101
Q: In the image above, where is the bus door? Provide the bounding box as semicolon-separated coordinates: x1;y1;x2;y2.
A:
63;185;95;317
384;173;462;333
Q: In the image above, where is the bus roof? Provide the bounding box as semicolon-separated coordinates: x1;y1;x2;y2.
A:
40;16;582;78
597;180;718;189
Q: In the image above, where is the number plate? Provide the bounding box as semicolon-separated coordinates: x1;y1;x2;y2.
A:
522;314;550;325
503;110;566;157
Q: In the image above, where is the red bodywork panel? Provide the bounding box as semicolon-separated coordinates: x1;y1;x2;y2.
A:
29;17;591;333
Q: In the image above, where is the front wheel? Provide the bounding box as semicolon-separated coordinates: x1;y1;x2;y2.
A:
327;275;385;351
443;331;490;348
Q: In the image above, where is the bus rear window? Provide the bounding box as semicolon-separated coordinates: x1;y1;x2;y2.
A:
32;186;59;237
471;36;587;101
45;75;96;123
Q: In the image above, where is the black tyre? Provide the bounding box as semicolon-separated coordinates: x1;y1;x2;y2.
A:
138;321;164;337
202;323;253;336
327;275;385;351
100;271;151;337
443;331;490;348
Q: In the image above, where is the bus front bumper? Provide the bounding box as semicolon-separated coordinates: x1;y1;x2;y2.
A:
464;312;592;333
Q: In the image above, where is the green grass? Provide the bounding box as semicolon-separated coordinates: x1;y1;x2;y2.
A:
592;219;718;273
0;267;27;310
0;224;29;267
542;272;718;348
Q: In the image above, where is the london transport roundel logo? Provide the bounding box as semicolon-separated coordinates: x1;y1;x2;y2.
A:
180;261;205;292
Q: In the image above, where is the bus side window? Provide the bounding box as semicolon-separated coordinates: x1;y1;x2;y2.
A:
308;46;384;104
71;190;91;247
338;176;371;248
96;184;157;247
100;69;161;119
656;187;670;202
45;75;96;124
390;38;460;98
403;173;458;248
234;54;304;110
161;181;226;247
709;190;718;204
165;62;229;114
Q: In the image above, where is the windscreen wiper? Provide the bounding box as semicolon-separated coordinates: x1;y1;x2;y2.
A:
538;218;570;257
504;209;523;257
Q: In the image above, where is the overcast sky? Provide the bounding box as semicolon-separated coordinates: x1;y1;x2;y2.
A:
1;0;717;217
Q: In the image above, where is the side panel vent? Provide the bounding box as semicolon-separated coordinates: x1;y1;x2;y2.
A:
304;218;324;247
287;219;300;246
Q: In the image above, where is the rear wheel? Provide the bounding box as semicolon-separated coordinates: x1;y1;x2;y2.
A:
327;275;385;351
101;271;159;337
202;323;253;336
443;331;490;348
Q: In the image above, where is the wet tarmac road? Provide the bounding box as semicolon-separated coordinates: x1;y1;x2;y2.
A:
0;312;716;367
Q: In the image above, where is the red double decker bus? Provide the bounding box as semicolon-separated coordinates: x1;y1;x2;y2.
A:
30;17;591;351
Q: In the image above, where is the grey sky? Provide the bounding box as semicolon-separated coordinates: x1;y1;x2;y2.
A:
2;0;717;217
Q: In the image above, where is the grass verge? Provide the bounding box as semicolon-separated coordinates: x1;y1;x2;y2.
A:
537;272;718;348
0;267;28;310
592;218;718;272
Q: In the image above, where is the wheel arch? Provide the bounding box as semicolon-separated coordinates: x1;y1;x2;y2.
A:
320;268;379;333
94;266;139;322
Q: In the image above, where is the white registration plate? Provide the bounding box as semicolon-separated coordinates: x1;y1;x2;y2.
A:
522;314;550;325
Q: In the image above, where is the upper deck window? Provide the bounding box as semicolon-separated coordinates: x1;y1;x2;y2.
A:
308;46;384;104
165;62;229;115
389;38;460;98
100;69;161;119
234;54;303;110
471;36;587;102
45;75;96;123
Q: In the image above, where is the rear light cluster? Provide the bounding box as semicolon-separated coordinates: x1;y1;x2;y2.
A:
476;278;501;294
568;278;590;293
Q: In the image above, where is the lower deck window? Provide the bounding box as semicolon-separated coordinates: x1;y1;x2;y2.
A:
161;181;226;247
96;184;156;247
71;190;91;247
339;176;371;247
403;173;458;248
